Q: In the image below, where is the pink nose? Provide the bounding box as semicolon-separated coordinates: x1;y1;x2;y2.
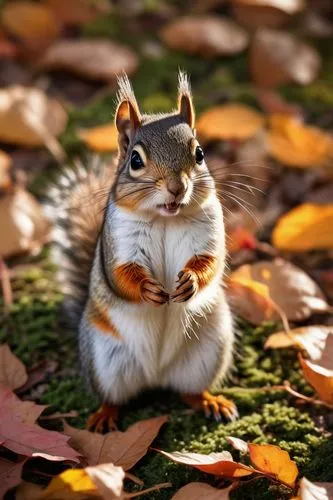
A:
167;179;187;198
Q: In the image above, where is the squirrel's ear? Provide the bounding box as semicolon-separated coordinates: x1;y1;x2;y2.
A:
177;71;195;129
115;75;142;158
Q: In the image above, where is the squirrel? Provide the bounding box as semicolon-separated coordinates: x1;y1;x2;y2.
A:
46;72;237;431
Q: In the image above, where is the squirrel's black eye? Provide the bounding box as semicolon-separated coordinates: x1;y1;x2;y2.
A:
195;145;204;164
131;150;144;170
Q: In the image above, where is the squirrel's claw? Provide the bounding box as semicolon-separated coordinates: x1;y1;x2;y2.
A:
141;279;169;306
182;391;238;422
86;404;119;433
170;270;198;303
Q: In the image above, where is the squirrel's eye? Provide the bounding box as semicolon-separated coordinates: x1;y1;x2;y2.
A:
131;151;144;171
195;145;204;165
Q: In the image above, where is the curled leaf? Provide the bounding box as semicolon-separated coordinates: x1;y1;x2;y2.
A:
39;39;139;82
297;477;333;499
250;29;321;88
160;16;249;57
197;104;265;142
232;0;305;29
272;203;333;252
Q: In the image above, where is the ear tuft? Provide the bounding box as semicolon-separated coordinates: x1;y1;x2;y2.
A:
177;70;195;129
115;73;142;132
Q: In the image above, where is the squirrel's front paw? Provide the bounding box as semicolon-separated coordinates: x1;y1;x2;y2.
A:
170;270;198;303
141;278;169;306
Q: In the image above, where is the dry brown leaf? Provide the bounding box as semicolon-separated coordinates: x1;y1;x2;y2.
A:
265;326;333;360
160;16;249;57
0;457;27;499
297;476;333;499
78;123;118;152
0;344;27;390
156;450;254;477
39;39;139;82
232;0;305;29
267;114;332;168
0;385;80;462
172;482;233;499
197;104;264;142
64;415;167;470
1;1;60;51
228;259;330;325
0;150;12;191
250;29;321;88
45;0;111;25
0;188;51;259
0;85;67;149
248;443;298;488
272;203;333;251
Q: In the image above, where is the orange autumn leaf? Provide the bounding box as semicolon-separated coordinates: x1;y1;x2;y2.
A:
227;226;257;253
272;203;333;252
1;1;60;50
267;114;332;167
78;124;118;152
197;104;265;142
299;356;333;406
248;443;298;488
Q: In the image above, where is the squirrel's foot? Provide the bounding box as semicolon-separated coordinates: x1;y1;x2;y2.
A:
141;278;169;306
86;403;119;433
182;391;238;422
170;270;198;303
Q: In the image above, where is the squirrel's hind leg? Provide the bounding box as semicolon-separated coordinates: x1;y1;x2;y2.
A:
181;391;238;422
86;403;119;433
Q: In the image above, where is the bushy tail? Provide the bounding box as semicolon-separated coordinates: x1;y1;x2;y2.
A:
44;156;116;326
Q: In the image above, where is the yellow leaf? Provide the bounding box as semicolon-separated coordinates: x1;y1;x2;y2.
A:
299;356;333;406
197;104;265;142
268;114;332;167
78;124;118;152
41;469;97;499
1;1;60;49
248;443;298;488
272;203;333;251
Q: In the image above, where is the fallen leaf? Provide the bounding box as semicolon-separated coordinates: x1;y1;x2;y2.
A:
0;344;27;390
172;482;233;499
0;85;67;148
42;464;125;500
160;16;249;57
64;415;168;470
78;123;118;152
297;476;333;499
228;259;330;324
272;203;333;251
1;1;60;51
227;226;257;254
197;104;265;142
267;114;332;168
226;436;249;454
256;89;302;117
0;150;12;191
232;0;304;29
39;39;139;82
248;443;298;488
300;355;333;406
46;0;111;25
0;385;80;462
156;450;254;477
0;188;51;258
0;457;26;499
0;31;18;59
250;29;321;87
16;481;44;500
18;359;58;393
265;326;333;360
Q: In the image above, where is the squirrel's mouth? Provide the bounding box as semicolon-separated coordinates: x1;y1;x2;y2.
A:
157;202;182;216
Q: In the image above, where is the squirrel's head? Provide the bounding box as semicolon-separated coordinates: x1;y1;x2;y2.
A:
113;71;215;217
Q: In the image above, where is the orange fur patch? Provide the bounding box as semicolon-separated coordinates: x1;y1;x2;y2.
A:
113;262;148;302
87;300;122;339
184;254;217;290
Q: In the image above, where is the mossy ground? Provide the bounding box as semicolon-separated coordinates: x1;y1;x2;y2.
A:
1;8;333;498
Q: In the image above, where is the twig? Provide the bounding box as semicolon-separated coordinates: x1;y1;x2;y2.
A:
124;472;144;486
123;482;172;498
